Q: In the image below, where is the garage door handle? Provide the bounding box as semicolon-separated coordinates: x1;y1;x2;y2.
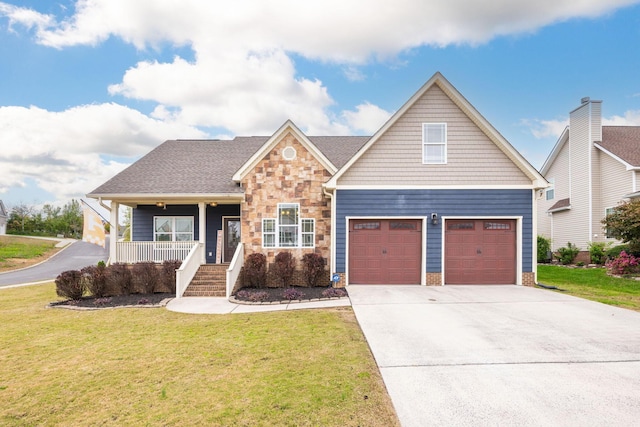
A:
477;248;482;255
382;248;387;254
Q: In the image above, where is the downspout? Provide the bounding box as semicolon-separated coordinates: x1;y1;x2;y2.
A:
323;186;335;282
98;197;111;213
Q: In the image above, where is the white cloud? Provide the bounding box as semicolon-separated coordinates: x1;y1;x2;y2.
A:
0;103;206;200
2;0;639;205
603;110;640;125
342;102;393;134
525;118;569;140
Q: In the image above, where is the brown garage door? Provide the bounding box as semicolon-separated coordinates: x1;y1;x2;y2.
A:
349;219;422;284
445;219;516;284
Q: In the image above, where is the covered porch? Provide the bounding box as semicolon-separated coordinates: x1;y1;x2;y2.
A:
104;198;244;299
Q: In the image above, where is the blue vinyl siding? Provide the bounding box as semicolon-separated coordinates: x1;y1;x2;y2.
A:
335;189;533;273
132;204;240;263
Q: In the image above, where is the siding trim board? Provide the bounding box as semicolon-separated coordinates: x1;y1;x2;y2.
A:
334;189;534;286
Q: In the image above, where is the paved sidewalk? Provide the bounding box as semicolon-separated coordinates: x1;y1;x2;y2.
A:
166;296;350;314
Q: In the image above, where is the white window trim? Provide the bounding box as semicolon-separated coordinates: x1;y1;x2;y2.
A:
604;207;615;239
422;123;447;165
546;178;555;200
153;216;194;242
262;203;315;248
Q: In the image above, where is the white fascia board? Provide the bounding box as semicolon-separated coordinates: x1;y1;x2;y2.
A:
594;143;640;171
540;127;569;175
232;120;337;182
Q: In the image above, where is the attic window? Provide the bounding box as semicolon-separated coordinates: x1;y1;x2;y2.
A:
422;123;447;164
282;146;297;160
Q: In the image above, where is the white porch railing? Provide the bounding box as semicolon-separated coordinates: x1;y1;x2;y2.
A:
175;242;205;298
226;243;244;298
115;241;197;263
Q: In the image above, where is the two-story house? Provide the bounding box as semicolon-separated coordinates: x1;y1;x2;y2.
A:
538;97;640;261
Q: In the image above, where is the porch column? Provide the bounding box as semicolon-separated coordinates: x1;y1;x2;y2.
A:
198;202;206;264
109;201;119;263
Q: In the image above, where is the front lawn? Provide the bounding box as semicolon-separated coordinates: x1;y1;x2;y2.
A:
0;235;59;272
0;284;399;426
538;265;640;311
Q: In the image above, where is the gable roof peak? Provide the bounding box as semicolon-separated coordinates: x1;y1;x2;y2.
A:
231;119;338;182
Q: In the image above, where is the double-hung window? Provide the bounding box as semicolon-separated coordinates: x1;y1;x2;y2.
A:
262;203;315;248
422;123;447;164
154;217;194;241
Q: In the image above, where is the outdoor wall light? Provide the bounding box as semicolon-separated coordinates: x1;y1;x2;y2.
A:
210;202;218;207
156;202;165;208
431;213;439;225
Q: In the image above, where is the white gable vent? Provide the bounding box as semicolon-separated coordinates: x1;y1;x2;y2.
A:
282;146;297;160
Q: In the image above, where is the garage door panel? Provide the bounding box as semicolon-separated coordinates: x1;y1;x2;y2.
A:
445;219;516;285
349;219;422;285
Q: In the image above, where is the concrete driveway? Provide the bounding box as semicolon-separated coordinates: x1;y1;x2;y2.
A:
348;285;640;427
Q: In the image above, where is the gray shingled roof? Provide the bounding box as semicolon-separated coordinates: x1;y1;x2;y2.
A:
88;135;370;197
599;126;640;167
548;197;571;212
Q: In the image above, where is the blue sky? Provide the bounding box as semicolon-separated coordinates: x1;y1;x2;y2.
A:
1;0;639;211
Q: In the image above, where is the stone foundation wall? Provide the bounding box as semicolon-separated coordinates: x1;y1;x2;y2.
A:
426;272;442;286
522;272;536;287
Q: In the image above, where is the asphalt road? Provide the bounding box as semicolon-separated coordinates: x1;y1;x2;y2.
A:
0;240;109;287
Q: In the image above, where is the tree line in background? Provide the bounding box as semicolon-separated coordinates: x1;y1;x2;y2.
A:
6;199;84;239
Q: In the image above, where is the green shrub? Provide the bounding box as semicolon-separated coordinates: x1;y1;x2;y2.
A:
244;253;267;288
555;242;580;265
273;252;295;287
302;253;325;287
537;235;551;263
606;244;631;260
107;263;133;295
161;260;181;293
588;241;608;265
55;270;84;300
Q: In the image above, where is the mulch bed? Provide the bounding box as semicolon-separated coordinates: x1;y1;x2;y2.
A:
50;293;173;310
232;286;348;304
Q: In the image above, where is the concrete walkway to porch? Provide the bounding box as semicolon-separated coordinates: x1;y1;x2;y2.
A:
166;296;351;314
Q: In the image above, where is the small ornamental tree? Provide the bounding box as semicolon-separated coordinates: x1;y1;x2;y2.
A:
602;200;640;254
273;252;296;287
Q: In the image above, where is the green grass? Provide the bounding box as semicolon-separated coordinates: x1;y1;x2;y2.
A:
538;265;640;311
0;236;58;271
0;284;399;426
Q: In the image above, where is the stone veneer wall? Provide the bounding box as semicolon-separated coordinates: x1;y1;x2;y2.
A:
240;132;332;269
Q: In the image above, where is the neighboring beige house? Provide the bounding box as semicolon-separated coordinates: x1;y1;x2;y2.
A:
0;200;7;235
538;97;640;260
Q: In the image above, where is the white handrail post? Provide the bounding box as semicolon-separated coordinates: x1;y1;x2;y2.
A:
226;243;244;298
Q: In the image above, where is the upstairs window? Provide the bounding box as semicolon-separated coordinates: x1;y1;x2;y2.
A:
262;203;315;248
422;123;447;164
546;178;555;200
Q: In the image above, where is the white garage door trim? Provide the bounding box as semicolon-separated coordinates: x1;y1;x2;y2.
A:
345;216;427;286
441;216;523;286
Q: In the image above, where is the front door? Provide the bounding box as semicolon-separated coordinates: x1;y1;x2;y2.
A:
223;217;241;263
